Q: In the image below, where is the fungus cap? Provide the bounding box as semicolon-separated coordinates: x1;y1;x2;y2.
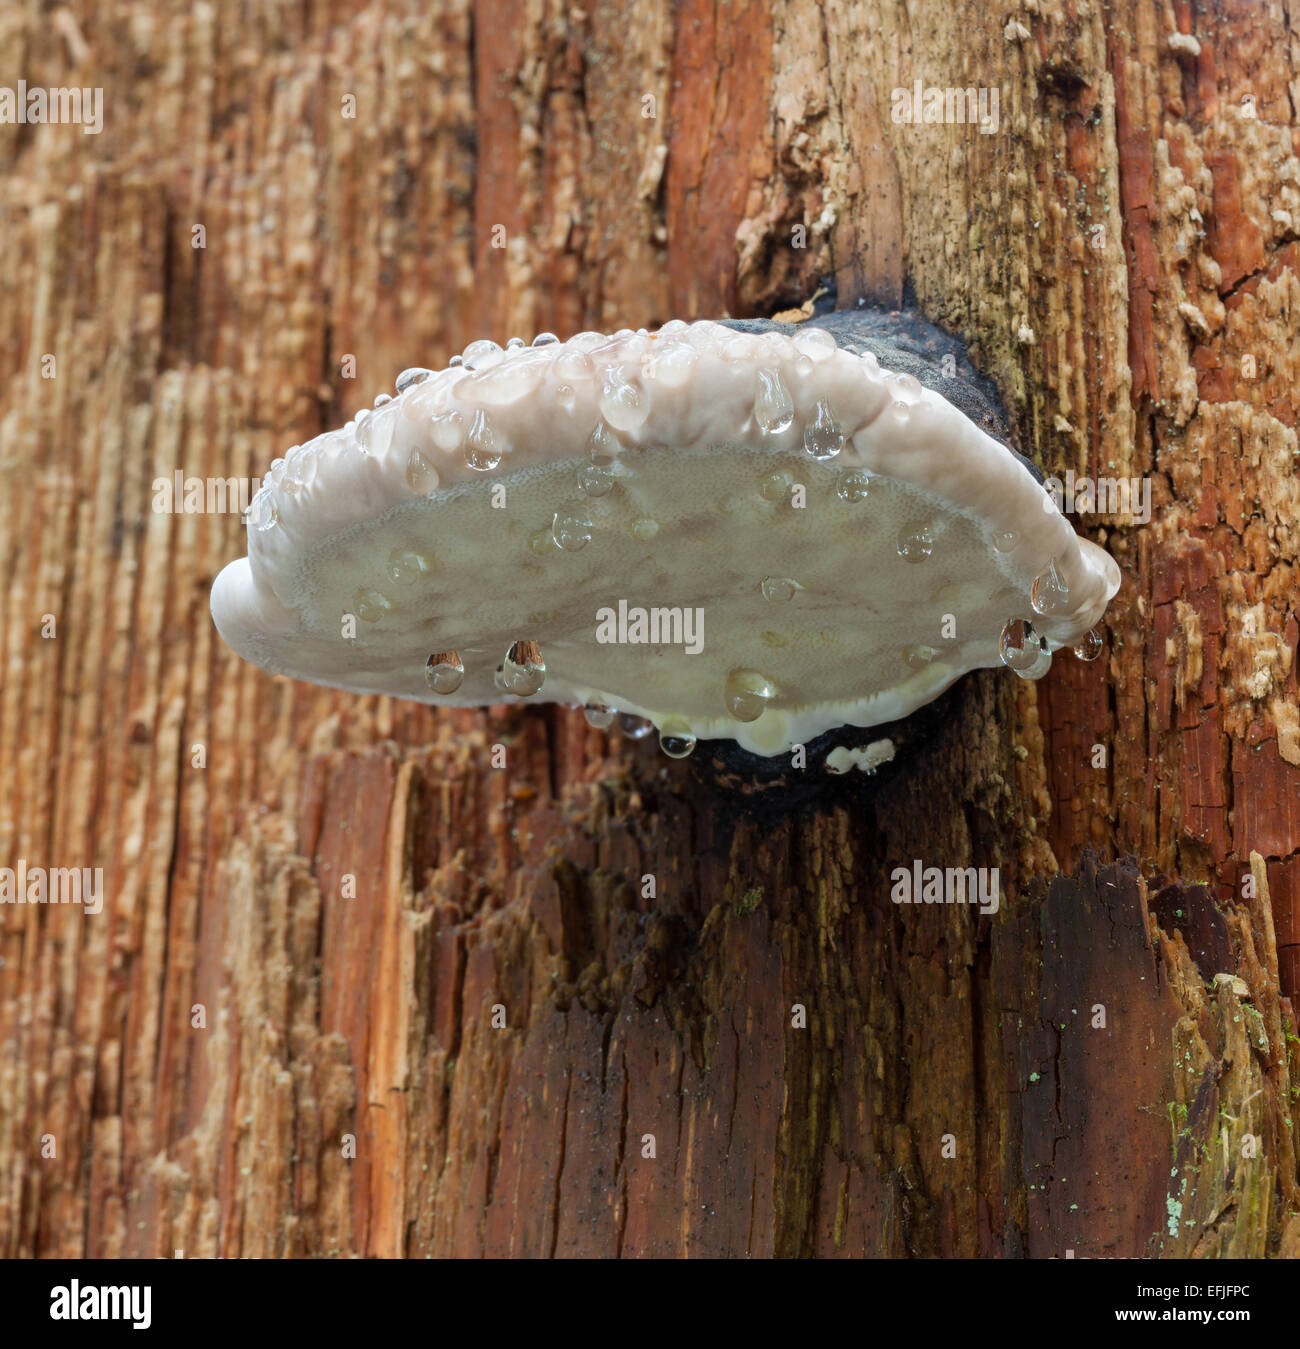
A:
211;319;1121;756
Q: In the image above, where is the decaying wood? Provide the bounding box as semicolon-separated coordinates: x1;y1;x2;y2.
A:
1;0;1298;1257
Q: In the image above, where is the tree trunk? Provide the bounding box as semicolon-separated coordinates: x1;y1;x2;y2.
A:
2;0;1298;1259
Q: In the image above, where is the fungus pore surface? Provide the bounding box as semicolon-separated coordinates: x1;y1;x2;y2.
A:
211;316;1122;756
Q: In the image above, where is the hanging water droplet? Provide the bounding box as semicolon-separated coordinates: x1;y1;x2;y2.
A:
395;367;432;393
659;719;697;759
431;409;465;452
619;713;654;740
754;368;795;434
1031;558;1070;616
803;398;844;460
725;669;777;722
505;336;526;350
896;525;934;562
354;588;392;623
356;403;397;457
555;383;576;411
586;420;620;467
247;487;279;531
904;644;939;671
388;548;431;585
462;338;504;370
406;449;439;494
583;702;618;730
578;464;613;496
792;326;837;361
284;445;317;490
532;331;559;346
597;364;647;433
501;640;546;696
993;529;1018;553
553;509;594;551
631;518;660;541
999;618;1051;678
465;408;505;471
760;575;799;602
424;651;464;694
758;469;793;502
835;469;871;502
1072;627;1103;661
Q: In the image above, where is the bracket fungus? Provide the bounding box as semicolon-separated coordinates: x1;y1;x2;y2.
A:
211;312;1121;759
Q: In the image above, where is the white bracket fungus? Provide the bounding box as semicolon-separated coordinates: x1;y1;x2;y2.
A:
211;315;1121;758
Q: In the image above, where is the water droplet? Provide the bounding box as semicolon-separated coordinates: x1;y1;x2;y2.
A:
356;403;397;456
395;367;432;392
247;487;279;531
462;338;504;370
597;364;647;433
284;445;317;490
754;368;795;434
647;343;698;388
803;398;845;460
999;618;1051;678
555;383;576;411
532;331;559;346
388;548;431;585
619;713;654;739
725;669;777;722
631;518;659;541
465;408;505;471
501;640;546;696
758;469;793;502
835;469;871;502
993;529;1018;553
465;345;550;404
760;575;799;602
528;526;558;556
554;348;593;382
658;319;688;336
447;354;463;367
553;509;594;551
1073;627;1103;661
904;644;939;670
505;336;526;350
578;464;613;496
1031;558;1070;616
373;393;392;407
583;702;617;730
354;588;392;623
586;420;620;467
659;719;697;759
431;409;465;452
893;372;924;399
792;326;837;361
424;651;464;694
896;525;934;562
406;449;439;494
569;331;607;352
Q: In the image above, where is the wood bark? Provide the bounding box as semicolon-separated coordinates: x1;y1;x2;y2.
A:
1;0;1298;1257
